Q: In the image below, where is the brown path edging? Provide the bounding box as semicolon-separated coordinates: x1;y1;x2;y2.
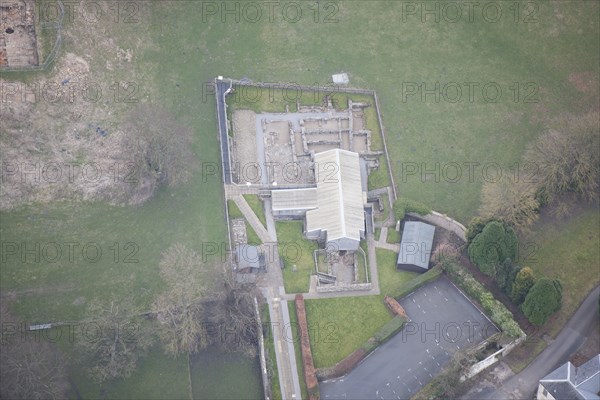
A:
294;294;320;400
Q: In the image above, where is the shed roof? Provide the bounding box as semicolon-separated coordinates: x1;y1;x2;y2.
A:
272;188;318;211
235;245;261;270
397;221;436;270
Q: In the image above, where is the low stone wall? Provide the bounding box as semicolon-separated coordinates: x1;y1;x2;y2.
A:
407;211;467;242
462;334;526;380
316;282;372;293
295;295;320;400
254;297;271;400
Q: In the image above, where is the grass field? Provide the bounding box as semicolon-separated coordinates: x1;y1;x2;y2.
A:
276;221;318;293
1;0;598;396
190;347;263;400
71;347;190;399
523;208;600;336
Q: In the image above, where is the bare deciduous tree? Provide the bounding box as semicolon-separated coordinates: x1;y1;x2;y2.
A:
479;175;540;232
0;300;69;399
75;298;153;383
525;111;599;203
208;270;259;358
152;244;215;356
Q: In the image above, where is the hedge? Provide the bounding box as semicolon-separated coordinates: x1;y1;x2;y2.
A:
393;198;432;221
442;261;524;339
391;265;443;299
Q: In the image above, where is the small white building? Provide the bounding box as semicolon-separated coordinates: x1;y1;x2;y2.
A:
332;73;350;85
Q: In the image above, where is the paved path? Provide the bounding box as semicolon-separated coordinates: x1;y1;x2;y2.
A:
224;184;261;197
374;226;401;253
467;286;600;399
229;191;301;399
231;195;272;243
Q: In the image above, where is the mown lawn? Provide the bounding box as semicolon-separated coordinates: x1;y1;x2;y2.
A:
304;296;392;369
276;221;318;294
376;248;419;296
243;194;267;228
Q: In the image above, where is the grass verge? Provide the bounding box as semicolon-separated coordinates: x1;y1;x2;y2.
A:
276;221;318;294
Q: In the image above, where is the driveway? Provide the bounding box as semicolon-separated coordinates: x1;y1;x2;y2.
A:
320;276;499;399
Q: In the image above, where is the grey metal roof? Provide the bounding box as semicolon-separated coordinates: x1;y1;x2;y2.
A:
271;188;318;211
540;355;600;400
305;149;366;242
397;221;436;270
235;245;261;270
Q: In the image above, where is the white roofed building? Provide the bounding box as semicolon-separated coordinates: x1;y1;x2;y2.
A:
271;149;367;251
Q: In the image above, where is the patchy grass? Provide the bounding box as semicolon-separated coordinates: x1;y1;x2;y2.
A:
374;227;382;241
374;195;391;224
227;200;262;245
190;347;262;400
505;338;548;373
356;248;368;283
376;248;419;296
276;221;318;294
262;305;282;400
71;347;190;400
243;194;267;228
304;296;392;368
386;228;401;244
523;208;600;336
288;301;308;400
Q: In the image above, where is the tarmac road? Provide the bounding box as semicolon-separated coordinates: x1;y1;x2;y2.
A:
477;285;600;400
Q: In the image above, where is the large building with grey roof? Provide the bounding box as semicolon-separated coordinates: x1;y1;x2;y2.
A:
271;149;367;251
537;355;600;400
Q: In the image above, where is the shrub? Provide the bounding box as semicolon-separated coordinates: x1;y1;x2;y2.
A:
510;267;536;305
442;261;524;338
521;278;563;326
393;198;431;221
468;221;518;277
495;258;521;294
466;217;493;245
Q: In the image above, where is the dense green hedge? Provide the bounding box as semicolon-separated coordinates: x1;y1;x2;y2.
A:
361;316;406;353
391;265;443;299
393;198;432;221
442;261;524;338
